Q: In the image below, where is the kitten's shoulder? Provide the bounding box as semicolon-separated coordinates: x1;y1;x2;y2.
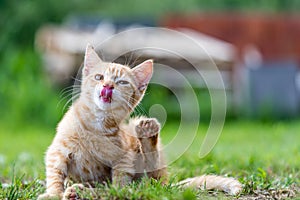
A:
56;105;78;135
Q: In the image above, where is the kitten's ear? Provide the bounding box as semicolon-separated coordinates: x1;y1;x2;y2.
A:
83;43;102;76
132;59;153;91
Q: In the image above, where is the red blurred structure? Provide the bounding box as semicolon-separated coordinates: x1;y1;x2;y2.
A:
161;13;300;63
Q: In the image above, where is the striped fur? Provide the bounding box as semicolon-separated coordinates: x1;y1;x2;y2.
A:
38;44;241;200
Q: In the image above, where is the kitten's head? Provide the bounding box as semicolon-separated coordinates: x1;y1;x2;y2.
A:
80;44;153;114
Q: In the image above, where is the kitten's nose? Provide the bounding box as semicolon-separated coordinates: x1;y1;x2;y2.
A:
103;84;114;89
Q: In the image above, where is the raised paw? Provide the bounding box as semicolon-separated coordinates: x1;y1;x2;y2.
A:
63;184;85;200
135;118;160;139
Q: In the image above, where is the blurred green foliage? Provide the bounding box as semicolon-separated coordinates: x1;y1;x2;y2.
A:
1;0;300;49
1;0;300;127
0;48;63;127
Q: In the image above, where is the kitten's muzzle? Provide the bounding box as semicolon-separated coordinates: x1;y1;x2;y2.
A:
100;85;114;103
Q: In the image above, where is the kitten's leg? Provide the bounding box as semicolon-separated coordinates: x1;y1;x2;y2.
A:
38;149;68;200
134;118;167;181
112;150;135;186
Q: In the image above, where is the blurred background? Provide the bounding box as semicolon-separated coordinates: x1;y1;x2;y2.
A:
1;0;300;181
1;0;300;130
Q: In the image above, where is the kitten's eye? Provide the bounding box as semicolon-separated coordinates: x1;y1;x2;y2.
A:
117;80;129;85
95;74;104;81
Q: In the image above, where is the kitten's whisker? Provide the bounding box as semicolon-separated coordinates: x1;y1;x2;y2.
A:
57;93;80;111
62;93;80;112
114;94;136;111
59;85;81;96
71;76;82;83
113;88;148;115
60;86;74;94
133;104;148;116
59;87;81;101
116;94;139;106
59;87;80;98
127;98;148;116
124;53;129;67
130;53;143;68
57;92;74;108
127;52;134;67
58;86;81;110
116;94;147;116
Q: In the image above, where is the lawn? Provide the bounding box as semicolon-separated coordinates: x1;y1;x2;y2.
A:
2;1;300;199
0;120;299;199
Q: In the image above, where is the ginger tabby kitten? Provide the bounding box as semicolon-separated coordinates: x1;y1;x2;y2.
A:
38;44;242;200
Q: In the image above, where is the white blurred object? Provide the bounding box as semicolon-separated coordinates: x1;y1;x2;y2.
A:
36;24;236;85
35;22;116;84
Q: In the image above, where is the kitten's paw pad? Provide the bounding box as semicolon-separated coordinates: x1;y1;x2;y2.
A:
63;184;85;200
136;118;160;138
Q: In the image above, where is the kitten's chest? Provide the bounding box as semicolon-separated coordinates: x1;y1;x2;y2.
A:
93;133;123;155
68;133;123;182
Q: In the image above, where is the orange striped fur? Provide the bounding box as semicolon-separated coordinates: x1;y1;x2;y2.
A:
38;44;166;200
38;44;241;200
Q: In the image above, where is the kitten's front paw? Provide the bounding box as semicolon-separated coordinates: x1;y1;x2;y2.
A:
37;193;62;200
63;184;85;200
135;118;160;138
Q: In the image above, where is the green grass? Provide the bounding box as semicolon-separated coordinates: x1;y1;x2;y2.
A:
0;120;299;199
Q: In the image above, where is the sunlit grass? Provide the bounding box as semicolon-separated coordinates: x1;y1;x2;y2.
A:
0;120;299;199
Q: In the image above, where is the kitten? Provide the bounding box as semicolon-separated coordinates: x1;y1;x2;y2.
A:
38;44;242;200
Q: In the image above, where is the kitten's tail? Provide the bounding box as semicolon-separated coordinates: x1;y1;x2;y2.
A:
173;175;242;195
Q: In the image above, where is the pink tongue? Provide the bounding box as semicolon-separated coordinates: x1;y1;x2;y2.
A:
100;86;113;103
